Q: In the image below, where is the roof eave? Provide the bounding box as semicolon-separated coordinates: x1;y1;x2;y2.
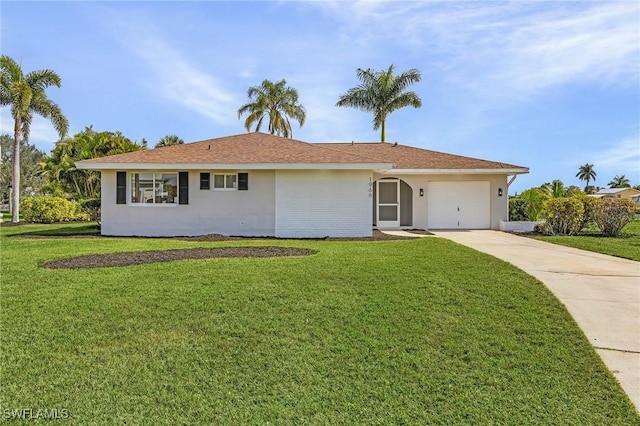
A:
75;162;395;171
381;168;530;175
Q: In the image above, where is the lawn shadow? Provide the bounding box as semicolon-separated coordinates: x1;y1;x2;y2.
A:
4;223;102;238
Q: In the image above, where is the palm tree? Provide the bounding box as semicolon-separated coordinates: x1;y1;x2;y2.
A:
576;163;596;193
336;65;422;142
540;179;566;198
237;79;306;138
608;174;630;188
155;135;184;148
0;55;68;222
40;126;142;200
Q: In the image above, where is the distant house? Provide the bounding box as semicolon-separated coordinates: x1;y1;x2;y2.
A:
591;188;640;207
75;133;529;238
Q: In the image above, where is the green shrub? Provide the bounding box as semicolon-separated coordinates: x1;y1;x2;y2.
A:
20;196;90;223
576;194;598;232
542;197;584;236
509;198;528;221
519;188;548;221
593;199;635;237
80;198;101;222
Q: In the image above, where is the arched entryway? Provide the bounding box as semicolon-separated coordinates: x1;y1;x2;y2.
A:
372;178;413;228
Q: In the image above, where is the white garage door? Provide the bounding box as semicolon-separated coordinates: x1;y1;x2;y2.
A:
428;181;490;229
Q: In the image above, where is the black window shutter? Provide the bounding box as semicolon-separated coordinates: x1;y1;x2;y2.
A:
179;172;189;204
238;173;248;191
200;172;210;190
116;171;126;204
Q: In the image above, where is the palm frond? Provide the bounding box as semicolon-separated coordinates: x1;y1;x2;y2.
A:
25;69;62;91
237;78;305;137
336;64;422;141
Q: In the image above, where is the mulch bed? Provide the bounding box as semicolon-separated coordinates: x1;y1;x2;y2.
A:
42;247;317;269
32;229;424;269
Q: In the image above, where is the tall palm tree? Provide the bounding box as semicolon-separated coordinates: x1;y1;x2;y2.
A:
336;65;422;142
608;174;630;188
0;55;68;222
576;163;596;193
155;135;184;148
237;79;306;138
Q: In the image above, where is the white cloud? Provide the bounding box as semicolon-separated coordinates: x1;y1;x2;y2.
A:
595;137;640;173
311;1;640;100
104;13;237;125
496;2;639;95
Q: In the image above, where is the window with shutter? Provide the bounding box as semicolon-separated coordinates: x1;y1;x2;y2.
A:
238;173;248;190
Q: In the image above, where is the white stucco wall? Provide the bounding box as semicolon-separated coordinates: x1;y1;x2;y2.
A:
99;168;509;236
372;173;509;230
274;170;373;238
100;170;276;237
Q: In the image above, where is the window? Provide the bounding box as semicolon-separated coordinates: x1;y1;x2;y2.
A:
213;174;237;190
200;173;210;190
130;173;178;204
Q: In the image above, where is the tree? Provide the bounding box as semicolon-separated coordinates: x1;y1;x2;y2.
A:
0;55;68;222
518;187;549;221
540;179;566;198
564;185;583;197
0;133;46;203
576;163;596;193
237;79;306;138
608;174;630;188
336;65;422;142
155;135;184;148
40;126;143;200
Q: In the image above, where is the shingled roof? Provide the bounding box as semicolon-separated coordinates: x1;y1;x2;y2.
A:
77;133;388;167
317;142;527;170
76;132;528;173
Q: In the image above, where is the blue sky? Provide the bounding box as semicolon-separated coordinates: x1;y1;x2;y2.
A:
1;1;638;193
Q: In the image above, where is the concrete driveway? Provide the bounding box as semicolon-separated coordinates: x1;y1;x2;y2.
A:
432;230;640;412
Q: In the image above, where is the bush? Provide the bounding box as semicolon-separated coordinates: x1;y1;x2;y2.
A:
593;199;635;237
576;194;598;232
21;196;90;223
541;197;584;236
80;198;101;222
509;198;529;221
519;188;548;221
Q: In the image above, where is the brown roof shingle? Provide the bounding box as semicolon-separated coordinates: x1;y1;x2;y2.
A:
77;132;528;171
78;133;387;165
317;142;527;170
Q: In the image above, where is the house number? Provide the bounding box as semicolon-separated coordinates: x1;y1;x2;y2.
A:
368;178;373;197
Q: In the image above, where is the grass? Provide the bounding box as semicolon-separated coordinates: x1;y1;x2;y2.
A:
534;219;640;261
1;223;638;424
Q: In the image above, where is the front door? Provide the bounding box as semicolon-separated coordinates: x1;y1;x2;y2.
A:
377;179;400;228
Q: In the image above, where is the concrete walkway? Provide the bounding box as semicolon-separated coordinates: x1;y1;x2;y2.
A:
431;230;640;411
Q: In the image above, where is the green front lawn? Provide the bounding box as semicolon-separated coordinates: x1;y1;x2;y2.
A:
1;223;637;424
535;219;640;261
